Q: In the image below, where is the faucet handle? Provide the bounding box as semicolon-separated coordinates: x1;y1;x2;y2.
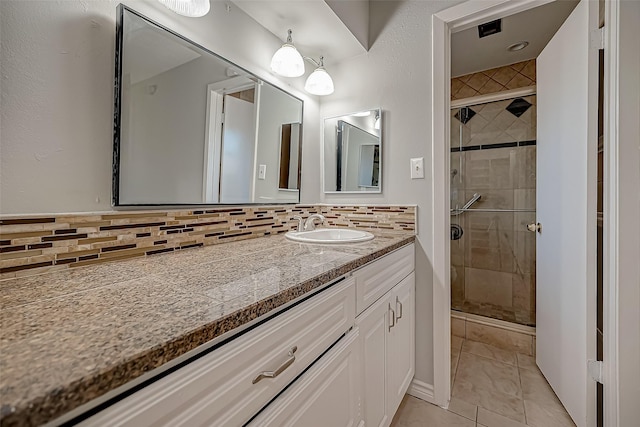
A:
292;215;304;232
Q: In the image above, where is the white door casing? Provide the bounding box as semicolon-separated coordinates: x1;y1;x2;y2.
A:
203;77;255;203
536;1;598;426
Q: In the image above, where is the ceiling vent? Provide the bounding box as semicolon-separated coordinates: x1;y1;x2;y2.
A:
478;19;502;38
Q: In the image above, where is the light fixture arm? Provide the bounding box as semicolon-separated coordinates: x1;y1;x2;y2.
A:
303;56;324;68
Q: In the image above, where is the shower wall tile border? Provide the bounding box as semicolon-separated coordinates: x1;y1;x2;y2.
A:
0;205;415;279
451;313;536;356
450;140;536;153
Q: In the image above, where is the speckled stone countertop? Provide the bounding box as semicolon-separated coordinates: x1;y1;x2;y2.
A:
0;231;414;426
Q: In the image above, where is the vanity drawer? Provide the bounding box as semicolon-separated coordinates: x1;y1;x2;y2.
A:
248;328;362;427
80;278;355;427
354;243;414;315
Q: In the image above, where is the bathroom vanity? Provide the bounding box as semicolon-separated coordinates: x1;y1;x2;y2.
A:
0;232;415;426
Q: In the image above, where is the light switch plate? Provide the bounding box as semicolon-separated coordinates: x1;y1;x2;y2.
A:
410;157;424;179
258;164;267;180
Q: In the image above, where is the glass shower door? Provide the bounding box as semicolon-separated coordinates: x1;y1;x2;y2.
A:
450;97;537;326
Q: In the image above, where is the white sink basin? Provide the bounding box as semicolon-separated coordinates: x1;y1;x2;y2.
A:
285;228;374;244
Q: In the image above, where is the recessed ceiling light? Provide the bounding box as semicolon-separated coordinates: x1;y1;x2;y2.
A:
507;41;529;52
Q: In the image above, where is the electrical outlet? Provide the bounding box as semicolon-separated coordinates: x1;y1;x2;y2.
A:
410;157;424;179
258;164;267;180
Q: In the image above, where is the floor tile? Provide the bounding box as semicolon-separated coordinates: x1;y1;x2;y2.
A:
455;352;522;398
516;353;537;371
519;367;564;408
390;395;475;427
452;345;461;384
452;353;525;423
452;317;466;337
453;380;526;423
448;397;477;421
452;335;464;351
462;340;517;365
477;407;528;427
524;399;576;427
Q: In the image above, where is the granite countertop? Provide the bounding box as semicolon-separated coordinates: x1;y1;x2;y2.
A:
0;231;415;426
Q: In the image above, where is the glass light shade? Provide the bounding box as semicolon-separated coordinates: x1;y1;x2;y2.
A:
270;44;305;77
304;67;334;96
158;0;210;17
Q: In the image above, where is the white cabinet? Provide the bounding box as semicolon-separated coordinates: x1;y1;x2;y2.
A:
357;288;391;427
248;329;363;427
355;244;414;315
387;273;415;414
80;278;355;427
357;272;415;427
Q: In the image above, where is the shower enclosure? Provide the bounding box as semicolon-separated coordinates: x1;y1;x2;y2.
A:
450;95;537;326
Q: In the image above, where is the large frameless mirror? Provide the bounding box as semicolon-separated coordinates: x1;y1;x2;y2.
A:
113;5;303;206
323;109;382;193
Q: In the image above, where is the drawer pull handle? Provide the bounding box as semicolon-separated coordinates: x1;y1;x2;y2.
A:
252;346;298;384
396;296;403;321
389;303;396;332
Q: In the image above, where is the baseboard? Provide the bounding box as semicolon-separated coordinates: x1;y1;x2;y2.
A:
407;379;436;405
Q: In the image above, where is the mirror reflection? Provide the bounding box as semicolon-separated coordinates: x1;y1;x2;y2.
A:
114;6;303;206
323;109;382;193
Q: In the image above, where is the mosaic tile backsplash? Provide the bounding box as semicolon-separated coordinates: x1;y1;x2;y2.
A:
451;59;536;100
0;205;415;279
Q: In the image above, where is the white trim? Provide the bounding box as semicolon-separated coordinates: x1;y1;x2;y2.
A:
450;85;536;109
430;0;587;412
602;2;619;425
406;379;436;405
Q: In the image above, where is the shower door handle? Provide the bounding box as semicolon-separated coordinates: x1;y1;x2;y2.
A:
527;222;542;233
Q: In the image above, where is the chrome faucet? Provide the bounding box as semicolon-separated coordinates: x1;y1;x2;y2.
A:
292;215;305;232
303;214;325;231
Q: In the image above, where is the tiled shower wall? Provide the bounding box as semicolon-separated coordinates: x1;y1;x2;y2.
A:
0;205;415;279
451;94;537;326
451;59;536;100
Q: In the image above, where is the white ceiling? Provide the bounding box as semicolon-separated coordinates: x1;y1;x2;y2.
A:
231;0;369;66
451;0;579;77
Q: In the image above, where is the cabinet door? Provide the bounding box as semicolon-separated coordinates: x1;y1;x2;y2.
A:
356;292;392;427
248;330;362;427
387;273;415;415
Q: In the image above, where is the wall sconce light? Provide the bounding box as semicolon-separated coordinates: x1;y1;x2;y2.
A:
158;0;210;17
303;56;334;96
271;29;305;77
271;30;335;96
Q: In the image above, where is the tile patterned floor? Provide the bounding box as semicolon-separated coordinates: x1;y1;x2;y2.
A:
391;337;575;427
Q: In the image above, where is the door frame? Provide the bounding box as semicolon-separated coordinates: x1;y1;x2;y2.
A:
203;76;257;203
430;2;625;426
